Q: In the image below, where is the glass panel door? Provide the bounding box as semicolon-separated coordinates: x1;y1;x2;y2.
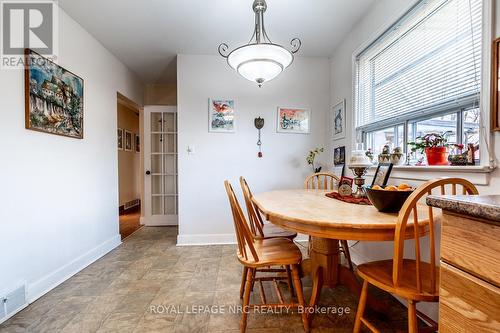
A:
144;106;178;225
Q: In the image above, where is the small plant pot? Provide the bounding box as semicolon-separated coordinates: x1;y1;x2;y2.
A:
425;147;449;166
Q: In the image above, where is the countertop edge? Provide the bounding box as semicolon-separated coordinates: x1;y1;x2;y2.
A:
426;195;500;224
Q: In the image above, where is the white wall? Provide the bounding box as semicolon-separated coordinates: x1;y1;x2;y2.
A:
177;54;331;245
0;7;143;307
329;0;500;320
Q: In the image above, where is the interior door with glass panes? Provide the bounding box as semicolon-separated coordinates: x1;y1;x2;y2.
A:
144;106;178;226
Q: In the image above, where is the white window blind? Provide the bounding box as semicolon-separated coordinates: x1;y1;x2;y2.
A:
355;0;482;130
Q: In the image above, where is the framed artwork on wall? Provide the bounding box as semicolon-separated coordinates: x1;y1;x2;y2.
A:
334;146;346;165
276;107;310;134
24;49;84;139
135;133;140;153
491;38;500;131
117;128;123;150
209;98;235;132
331;99;346;140
371;163;393;187
124;130;132;151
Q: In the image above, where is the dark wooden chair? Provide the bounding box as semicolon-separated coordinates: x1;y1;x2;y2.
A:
224;180;309;333
353;178;479;333
304;172;353;270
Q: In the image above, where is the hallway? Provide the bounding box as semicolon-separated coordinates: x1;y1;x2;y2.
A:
119;207;142;240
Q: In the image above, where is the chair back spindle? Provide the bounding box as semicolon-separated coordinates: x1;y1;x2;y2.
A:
240;177;265;238
392;177;478;294
224;180;259;262
304;172;339;190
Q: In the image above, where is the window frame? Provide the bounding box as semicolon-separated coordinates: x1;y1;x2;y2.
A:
362;102;479;157
351;0;493;168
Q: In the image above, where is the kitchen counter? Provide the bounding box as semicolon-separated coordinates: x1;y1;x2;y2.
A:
427;195;500;223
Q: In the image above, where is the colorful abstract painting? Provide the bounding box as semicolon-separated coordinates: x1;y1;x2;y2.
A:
277;107;310;134
209;99;235;132
25;49;84;139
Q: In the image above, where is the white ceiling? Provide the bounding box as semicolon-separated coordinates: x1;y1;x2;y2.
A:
59;0;375;84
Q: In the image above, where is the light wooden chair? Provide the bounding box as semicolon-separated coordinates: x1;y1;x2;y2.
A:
304;172;353;270
240;176;296;296
224;180;310;333
240;177;297;241
353;177;479;333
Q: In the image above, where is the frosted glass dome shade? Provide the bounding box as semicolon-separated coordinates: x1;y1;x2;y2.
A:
227;44;293;85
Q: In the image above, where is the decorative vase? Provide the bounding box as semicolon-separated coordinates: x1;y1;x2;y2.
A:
425;147;449;166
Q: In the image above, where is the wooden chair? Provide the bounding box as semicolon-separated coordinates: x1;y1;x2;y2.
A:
224;180;310;333
240;177;297;240
353;177;479;333
304;172;353;270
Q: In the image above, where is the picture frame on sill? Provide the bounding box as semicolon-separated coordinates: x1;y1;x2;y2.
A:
331;99;346;140
209;98;235;133
276;107;310;134
117;128;123;150
371;163;393;187
124;130;133;152
491;37;500;131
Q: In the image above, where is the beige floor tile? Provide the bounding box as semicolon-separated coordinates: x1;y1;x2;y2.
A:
0;227;416;333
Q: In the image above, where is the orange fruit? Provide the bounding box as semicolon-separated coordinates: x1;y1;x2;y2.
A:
385;185;398;191
372;185;383;190
398;183;410;190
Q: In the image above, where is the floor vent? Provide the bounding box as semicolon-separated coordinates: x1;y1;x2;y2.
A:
124;199;140;210
1;284;26;324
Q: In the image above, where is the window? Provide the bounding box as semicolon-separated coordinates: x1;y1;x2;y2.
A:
355;0;482;162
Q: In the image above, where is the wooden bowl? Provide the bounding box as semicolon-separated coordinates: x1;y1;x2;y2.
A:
365;186;414;213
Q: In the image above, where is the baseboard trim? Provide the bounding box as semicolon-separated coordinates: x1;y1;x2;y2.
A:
27;234;122;303
177;233;236;246
176;233;309;246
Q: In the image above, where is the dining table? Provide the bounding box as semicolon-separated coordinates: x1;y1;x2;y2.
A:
252;189;431;315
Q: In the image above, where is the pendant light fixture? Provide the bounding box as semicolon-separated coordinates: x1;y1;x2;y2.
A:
218;0;301;87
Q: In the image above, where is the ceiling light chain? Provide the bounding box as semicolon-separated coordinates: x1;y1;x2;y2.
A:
218;0;301;87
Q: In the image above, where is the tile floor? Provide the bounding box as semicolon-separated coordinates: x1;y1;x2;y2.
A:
0;227;413;333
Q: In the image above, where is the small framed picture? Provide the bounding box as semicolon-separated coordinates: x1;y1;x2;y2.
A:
331;100;346;140
124;130;132;152
277;107;310;134
332;164;345;181
135;134;140;153
209;98;235;133
334;146;346;165
371;163;393;187
117;128;123;150
492;38;500;131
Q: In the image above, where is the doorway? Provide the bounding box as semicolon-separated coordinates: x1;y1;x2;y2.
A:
117;93;143;239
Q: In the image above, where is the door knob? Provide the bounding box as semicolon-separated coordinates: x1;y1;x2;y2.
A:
146;170;151;175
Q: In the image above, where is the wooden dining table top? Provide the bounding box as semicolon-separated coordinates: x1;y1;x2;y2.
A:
252;189;432;241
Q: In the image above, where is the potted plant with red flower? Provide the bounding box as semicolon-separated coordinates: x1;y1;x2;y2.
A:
408;132;451;166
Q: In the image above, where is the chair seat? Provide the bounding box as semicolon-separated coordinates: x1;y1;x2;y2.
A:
239;238;302;268
357;259;439;302
260;223;297;240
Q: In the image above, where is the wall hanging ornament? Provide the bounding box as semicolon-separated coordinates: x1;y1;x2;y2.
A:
254;117;265;158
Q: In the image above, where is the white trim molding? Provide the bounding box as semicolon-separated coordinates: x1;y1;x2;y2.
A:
176;233;308;246
27;235;121;303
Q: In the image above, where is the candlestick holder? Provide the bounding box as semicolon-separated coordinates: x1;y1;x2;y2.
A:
349;165;369;199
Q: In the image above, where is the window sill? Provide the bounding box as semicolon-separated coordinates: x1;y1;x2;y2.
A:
365;165;495;186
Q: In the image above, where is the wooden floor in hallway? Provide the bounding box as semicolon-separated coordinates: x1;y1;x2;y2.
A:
119;207;142;240
0;227;415;333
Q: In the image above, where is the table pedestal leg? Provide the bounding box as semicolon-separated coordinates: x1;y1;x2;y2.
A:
304;237;390;319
